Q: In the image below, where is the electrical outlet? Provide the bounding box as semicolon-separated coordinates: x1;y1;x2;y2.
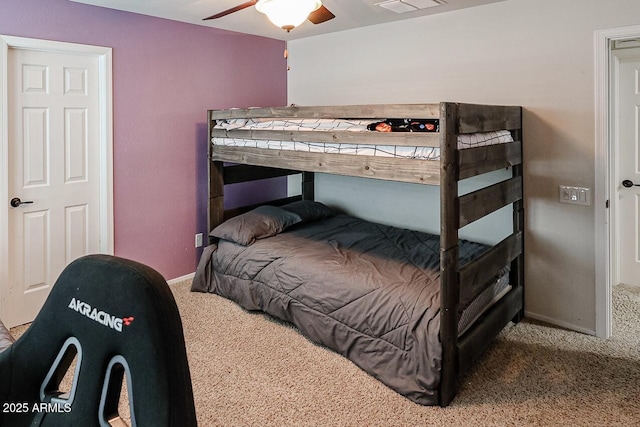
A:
195;233;203;248
559;185;591;206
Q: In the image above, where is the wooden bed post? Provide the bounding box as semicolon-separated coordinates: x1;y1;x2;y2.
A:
302;172;315;201
208;110;224;242
510;121;525;322
209;161;224;235
439;102;460;407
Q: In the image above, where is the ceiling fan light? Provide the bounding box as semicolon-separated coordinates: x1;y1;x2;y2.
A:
256;0;322;31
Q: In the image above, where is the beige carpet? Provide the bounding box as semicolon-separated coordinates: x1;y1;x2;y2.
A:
169;282;640;427
10;283;640;426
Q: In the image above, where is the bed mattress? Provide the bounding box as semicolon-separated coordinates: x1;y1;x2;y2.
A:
212;118;514;160
192;204;509;405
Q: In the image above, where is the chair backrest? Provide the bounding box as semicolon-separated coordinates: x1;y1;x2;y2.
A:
0;255;197;427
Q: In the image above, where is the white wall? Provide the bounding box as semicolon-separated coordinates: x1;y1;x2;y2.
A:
287;0;640;333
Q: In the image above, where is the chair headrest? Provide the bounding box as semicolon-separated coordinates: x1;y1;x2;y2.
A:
0;254;196;427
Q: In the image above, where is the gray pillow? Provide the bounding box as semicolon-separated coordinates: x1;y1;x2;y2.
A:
210;205;302;246
282;200;333;222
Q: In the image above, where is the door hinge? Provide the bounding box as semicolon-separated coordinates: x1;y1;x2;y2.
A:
606;199;609;209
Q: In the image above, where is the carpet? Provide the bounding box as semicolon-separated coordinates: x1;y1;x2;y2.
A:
170;282;640;426
9;283;640;426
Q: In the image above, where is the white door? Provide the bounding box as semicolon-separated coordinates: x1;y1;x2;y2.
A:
2;40;111;327
616;46;640;287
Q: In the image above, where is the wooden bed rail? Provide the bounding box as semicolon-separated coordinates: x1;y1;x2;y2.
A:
457;103;522;133
211;146;442;185
459;231;523;304
209;103;441;120
218;164;315;222
458;142;522;179
223;164;299;183
458;176;523;227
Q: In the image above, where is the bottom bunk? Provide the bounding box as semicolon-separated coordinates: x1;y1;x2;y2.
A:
192;200;515;406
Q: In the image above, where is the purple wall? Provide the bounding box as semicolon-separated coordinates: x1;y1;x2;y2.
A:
1;0;288;279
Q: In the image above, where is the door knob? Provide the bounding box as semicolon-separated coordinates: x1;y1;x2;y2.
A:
622;179;640;188
10;197;33;208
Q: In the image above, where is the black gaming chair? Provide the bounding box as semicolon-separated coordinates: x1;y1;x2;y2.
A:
0;255;197;427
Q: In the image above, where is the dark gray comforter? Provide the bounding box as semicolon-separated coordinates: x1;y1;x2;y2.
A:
192;214;489;405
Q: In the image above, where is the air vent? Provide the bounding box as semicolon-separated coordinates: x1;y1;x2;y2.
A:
376;0;446;14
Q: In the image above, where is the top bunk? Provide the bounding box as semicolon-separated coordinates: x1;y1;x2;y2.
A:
208;102;522;185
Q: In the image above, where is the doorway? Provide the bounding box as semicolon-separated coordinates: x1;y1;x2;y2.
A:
0;36;114;327
611;42;640;287
595;25;640;339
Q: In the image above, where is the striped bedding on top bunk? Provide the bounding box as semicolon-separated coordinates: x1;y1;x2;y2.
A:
212;118;514;160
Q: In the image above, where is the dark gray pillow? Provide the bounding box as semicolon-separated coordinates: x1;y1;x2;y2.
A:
282;200;333;222
210;205;302;246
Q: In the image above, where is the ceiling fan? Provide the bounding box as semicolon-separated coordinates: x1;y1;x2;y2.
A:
203;0;335;32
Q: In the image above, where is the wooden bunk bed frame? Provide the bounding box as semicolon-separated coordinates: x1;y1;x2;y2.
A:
205;102;524;406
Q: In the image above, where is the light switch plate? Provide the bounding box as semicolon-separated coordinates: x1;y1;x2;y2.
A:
559;185;591;206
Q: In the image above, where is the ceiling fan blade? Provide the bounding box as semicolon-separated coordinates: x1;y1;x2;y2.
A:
203;0;257;20
308;5;335;24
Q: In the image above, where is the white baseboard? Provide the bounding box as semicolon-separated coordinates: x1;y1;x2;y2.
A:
167;272;195;286
524;310;596;336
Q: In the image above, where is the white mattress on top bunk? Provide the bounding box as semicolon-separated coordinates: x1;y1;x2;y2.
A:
212;118;514;160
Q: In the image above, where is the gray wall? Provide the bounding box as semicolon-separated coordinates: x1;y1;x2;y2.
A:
286;0;640;333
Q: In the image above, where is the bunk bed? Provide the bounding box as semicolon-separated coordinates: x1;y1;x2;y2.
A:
192;102;524;407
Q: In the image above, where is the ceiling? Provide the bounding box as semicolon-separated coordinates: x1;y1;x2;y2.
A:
69;0;507;41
